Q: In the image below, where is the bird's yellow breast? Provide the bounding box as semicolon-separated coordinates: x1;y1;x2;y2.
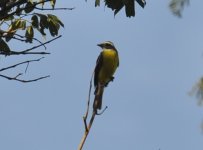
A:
98;49;119;84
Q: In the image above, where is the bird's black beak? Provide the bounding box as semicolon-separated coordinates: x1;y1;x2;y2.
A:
97;43;103;48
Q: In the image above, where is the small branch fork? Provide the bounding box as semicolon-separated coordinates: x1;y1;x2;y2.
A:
0;57;50;83
78;72;95;150
78;71;107;150
0;35;62;56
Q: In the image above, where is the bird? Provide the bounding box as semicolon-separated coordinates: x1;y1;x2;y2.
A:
93;41;119;112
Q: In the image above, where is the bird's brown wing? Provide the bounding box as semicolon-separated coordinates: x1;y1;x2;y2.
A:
94;52;103;88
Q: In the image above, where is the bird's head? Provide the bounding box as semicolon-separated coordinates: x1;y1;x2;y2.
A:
97;41;116;50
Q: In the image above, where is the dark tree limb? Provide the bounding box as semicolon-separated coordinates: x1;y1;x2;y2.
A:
0;34;47;50
18;35;62;54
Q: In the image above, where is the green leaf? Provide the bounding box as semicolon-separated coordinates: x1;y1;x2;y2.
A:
0;39;11;55
9;19;25;31
95;0;100;6
31;15;39;28
50;0;56;9
136;0;146;8
47;14;64;27
14;19;21;28
37;13;49;29
35;14;48;37
25;26;34;43
48;20;58;36
104;0;146;17
24;2;35;13
39;0;45;7
21;20;26;30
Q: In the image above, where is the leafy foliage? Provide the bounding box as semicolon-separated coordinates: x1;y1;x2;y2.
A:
95;0;146;17
189;77;203;106
0;0;66;82
0;0;64;55
169;0;189;17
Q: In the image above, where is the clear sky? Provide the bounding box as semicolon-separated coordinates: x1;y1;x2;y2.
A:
1;0;203;150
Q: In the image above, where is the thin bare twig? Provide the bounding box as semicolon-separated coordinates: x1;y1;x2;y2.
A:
7;51;50;55
25;61;29;73
15;33;47;50
83;71;94;131
0;57;44;72
78;111;96;150
0;73;50;82
19;35;62;54
34;7;75;11
0;57;49;82
78;70;97;150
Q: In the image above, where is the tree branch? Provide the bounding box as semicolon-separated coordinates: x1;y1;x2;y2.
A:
0;57;50;82
0;35;61;56
78;111;96;150
34;7;75;11
0;57;45;72
0;34;46;49
0;73;50;82
78;71;96;150
8;51;50;55
83;71;94;131
19;35;62;54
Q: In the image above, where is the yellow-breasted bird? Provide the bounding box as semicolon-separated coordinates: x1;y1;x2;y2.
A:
93;41;119;112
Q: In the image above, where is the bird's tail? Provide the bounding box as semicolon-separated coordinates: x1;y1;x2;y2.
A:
93;84;104;111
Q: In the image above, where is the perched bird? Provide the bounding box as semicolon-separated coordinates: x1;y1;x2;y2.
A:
93;41;119;112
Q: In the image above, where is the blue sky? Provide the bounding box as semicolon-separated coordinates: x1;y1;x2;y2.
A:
1;0;203;150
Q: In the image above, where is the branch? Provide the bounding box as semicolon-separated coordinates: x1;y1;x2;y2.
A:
78;111;96;150
19;35;62;54
0;57;50;82
0;57;44;72
0;34;46;49
34;7;75;11
0;73;50;82
0;35;61;56
15;33;47;50
83;71;94;131
8;51;50;55
78;71;96;150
